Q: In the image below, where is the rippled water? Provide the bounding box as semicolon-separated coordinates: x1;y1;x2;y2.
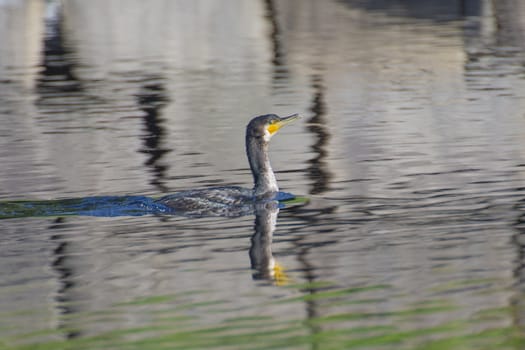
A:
2;0;525;349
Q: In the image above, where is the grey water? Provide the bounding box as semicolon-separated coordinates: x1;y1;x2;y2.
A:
2;0;525;349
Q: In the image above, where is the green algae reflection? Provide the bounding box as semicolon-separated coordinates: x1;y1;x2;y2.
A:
2;282;524;350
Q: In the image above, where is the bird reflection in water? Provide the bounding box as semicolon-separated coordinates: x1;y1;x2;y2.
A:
250;200;290;286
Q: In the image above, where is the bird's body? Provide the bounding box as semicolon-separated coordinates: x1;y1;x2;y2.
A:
156;114;299;217
157;186;253;217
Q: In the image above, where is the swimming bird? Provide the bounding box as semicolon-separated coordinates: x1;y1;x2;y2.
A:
156;113;300;217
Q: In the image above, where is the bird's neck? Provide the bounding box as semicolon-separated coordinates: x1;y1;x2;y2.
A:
246;137;279;197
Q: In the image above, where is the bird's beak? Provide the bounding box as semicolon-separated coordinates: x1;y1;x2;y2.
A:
268;113;300;135
280;113;300;125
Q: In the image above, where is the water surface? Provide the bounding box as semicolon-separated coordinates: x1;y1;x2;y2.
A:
1;0;525;349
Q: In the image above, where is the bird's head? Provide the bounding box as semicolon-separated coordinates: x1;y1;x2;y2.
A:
246;113;300;143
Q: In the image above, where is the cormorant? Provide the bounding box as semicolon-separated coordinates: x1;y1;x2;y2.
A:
156;114;300;217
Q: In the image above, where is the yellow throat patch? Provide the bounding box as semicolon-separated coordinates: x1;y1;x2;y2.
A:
267;122;281;135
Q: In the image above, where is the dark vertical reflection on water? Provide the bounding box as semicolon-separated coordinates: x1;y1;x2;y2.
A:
36;5;81;100
294;73;336;350
49;218;81;339
263;3;330;344
463;0;525;330
512;194;525;332
306;74;332;195
263;0;290;88
513;220;524;330
493;0;525;48
464;0;524;81
136;78;170;193
262;1;332;344
36;4;82;340
296;246;321;350
480;0;525;335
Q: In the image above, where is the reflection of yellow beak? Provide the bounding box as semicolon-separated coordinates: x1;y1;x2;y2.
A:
273;262;290;286
267;114;300;135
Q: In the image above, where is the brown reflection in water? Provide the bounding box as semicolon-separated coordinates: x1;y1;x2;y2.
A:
136;78;171;193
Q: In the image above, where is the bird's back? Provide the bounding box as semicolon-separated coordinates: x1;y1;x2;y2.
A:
156;186;255;217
